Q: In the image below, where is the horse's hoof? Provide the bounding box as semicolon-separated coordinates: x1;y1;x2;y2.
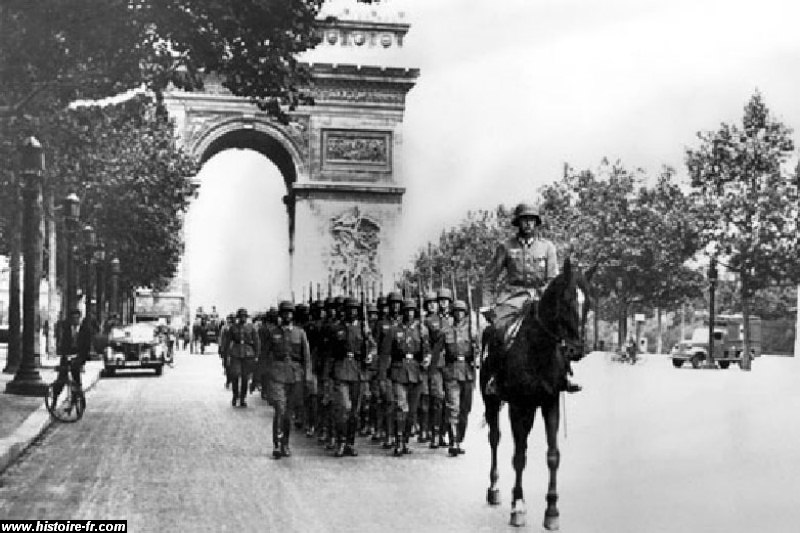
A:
543;515;560;531
486;488;501;506
509;509;527;527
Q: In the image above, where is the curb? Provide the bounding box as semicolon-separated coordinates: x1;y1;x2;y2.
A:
0;363;104;474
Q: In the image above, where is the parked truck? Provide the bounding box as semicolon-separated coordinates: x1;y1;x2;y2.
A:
672;314;761;369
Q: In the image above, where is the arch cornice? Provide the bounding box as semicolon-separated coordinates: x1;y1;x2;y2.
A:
190;116;310;183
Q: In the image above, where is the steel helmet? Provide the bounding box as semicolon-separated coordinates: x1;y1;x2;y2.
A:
512;203;542;226
436;288;453;301
453;300;468;312
402;298;417;310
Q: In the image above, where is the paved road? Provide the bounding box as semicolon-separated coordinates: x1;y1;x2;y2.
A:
0;352;511;532
3;351;800;533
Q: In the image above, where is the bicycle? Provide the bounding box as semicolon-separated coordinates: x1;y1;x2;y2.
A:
44;355;86;423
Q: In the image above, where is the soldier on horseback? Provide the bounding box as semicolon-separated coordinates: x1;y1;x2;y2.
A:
484;202;581;394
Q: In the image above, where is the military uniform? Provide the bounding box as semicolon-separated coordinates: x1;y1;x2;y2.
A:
375;293;402;448
225;309;260;408
303;301;325;437
483;202;580;394
330;298;375;457
263;302;312;458
389;299;430;456
442;301;476;455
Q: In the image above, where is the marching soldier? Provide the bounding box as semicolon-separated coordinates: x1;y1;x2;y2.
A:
442;300;477;456
484;202;581;393
389;298;431;456
303;300;325;437
363;302;380;438
218;313;235;389
262;301;313;458
318;297;340;448
376;291;403;449
225;308;260;408
423;291;447;448
330;297;375;457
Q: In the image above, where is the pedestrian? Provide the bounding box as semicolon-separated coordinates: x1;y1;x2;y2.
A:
225;308;259;407
262;301;313;458
484;202;581;394
389;298;430;456
442;300;477;456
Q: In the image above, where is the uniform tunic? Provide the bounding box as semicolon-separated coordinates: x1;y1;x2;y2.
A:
442;320;476;428
263;325;311;411
225;321;260;377
390;321;430;414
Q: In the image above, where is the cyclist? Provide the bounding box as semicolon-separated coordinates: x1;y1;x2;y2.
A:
54;308;93;399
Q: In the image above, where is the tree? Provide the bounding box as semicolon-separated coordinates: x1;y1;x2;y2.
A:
0;0;327;120
0;95;198;298
540;160;704;348
686;92;800;370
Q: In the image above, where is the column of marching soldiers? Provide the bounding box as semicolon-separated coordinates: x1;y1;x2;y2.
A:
214;287;480;460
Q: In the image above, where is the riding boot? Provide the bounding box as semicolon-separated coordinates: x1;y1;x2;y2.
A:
231;379;240;407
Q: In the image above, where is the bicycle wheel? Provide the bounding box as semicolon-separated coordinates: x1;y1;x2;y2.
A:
45;380;85;423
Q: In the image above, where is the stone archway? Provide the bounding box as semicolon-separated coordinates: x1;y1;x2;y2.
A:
164;4;419;307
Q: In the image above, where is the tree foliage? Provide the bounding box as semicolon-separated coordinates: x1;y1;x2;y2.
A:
0;0;326;119
687;92;800;290
400;159;705;316
0;95;198;292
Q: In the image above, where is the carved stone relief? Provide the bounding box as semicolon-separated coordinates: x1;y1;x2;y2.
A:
328;206;381;291
322;129;391;171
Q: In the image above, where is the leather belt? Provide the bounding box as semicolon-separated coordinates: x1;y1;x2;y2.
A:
456;356;466;361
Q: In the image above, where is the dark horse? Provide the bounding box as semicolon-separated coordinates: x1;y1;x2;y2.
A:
481;258;594;529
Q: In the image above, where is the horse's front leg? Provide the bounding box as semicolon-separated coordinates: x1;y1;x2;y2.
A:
508;402;536;527
542;396;561;531
485;396;502;505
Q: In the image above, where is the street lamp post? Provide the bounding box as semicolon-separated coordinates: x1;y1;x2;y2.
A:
110;258;120;321
82;224;96;320
63;194;80;315
6;137;48;395
95;242;106;327
706;258;719;369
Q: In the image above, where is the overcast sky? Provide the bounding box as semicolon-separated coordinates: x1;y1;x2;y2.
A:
186;0;800;313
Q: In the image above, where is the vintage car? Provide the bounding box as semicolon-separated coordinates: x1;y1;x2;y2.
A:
102;322;166;376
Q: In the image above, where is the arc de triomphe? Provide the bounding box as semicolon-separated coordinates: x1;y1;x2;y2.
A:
164;3;418;310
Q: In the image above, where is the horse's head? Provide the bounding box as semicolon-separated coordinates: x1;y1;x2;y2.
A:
538;258;595;361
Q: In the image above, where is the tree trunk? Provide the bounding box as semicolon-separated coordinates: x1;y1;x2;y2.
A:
740;268;752;371
655;306;662;354
3;189;22;374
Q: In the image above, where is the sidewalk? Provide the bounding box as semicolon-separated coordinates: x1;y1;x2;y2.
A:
0;349;103;474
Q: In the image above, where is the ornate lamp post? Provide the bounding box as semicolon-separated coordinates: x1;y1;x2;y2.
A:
6;137;48;395
705;258;719;369
62;193;80;315
94;241;106;327
82;224;96;320
110;257;121;322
